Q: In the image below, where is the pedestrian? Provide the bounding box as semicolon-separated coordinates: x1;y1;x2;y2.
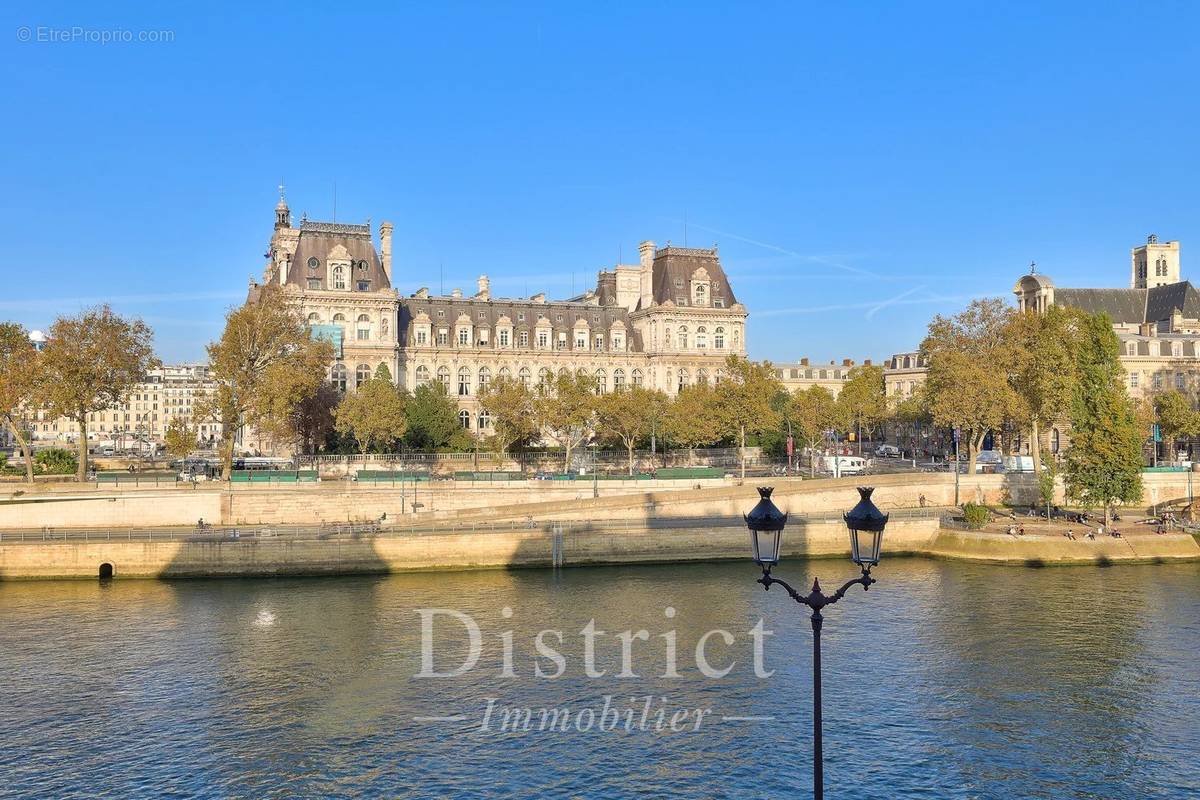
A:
919;494;926;508
1018;525;1025;536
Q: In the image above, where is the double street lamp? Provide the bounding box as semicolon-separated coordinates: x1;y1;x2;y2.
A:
745;485;889;800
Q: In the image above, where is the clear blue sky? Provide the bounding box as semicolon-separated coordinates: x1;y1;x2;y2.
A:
3;2;1199;364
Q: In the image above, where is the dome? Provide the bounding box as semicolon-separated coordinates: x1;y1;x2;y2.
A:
28;330;47;343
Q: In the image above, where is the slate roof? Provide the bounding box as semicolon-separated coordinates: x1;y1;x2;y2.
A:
1053;281;1200;325
285;221;390;291
651;247;738;308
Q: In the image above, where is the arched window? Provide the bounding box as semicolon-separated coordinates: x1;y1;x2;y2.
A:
595;369;607;394
697;368;708;385
665;328;672;349
355;364;371;388
333;313;346;323
478;411;490;429
459;410;471;429
415;365;430;386
613;368;625;390
694;283;707;304
331;363;348;393
498;367;511;383
519;367;532;388
678;326;688;349
678;368;689;392
714;327;725;349
437;366;451;391
307;312;321;324
333;265;346;290
458;367;471;396
478;367;491;391
696;326;708;349
357;314;371;341
538;367;552;388
632;368;643;388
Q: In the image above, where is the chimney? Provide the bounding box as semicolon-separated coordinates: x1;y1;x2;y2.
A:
413;287;429;299
639;241;656;268
380;221;394;281
864;358;872;366
843;358;853;367
800;357;809;366
531;292;546;304
451;288;462;299
475;275;491;300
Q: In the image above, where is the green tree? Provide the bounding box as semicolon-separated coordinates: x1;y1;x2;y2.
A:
1062;313;1143;527
662;383;724;450
39;306;157;481
889;389;931;458
594;385;668;475
921;298;1020;474
1008;305;1079;475
204;286;333;477
34;447;77;475
334;376;408;453
164;417;196;459
535;372;596;471
716;355;783;478
404;382;466;450
374;363;392;382
0;323;38;483
790;385;840;477
1153;390;1198;460
291;382;339;455
836;364;886;454
478;376;539;455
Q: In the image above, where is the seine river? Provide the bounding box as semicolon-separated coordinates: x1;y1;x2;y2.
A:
1;559;1197;799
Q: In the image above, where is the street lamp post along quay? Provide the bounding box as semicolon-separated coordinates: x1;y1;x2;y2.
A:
745;485;889;800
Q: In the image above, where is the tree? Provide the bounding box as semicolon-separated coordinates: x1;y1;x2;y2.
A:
1153;390;1198;461
164;417;196;459
1062;312;1143;527
334;376;408;453
790;385;840;477
595;386;668;475
39;306;156;481
921;298;1020;474
889;389;930;459
0;323;38;483
204;286;333;478
836;364;886;454
1008;305;1079;475
291;382;339;455
662;384;724;450
478;376;539;455
535;372;596;471
405;382;467;450
716;355;783;478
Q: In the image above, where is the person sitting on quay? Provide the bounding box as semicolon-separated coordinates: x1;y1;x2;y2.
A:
1018;525;1026;536
1064;529;1076;540
1007;523;1017;537
1085;530;1096;540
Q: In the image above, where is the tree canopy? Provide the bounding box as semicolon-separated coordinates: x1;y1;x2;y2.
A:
0;323;38;482
594;385;668;475
334;375;408;453
478;376;539;454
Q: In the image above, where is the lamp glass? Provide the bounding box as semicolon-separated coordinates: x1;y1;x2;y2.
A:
849;527;883;566
751;529;781;565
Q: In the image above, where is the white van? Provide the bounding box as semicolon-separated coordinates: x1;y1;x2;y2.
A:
875;444;901;458
822;455;867;476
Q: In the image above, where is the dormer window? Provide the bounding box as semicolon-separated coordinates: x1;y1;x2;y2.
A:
333;265;346;290
694;284;707;305
357;280;370;291
308;257;320;270
307;279;320;289
358;260;369;271
673;278;683;288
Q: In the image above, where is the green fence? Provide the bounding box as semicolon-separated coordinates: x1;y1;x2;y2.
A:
653;467;727;479
357;470;431;483
1143;466;1189;473
230;470;319;483
453;471;527;482
96;471;179;486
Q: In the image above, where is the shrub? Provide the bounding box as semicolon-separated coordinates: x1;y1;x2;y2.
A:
962;502;990;529
34;448;78;475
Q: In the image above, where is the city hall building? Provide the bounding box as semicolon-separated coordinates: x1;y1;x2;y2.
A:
255;193;748;431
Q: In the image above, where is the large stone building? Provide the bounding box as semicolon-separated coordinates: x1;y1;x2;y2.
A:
774;358;876;399
255;193;748;432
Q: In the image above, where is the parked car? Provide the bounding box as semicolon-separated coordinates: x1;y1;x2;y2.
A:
875;444;901;458
820;455;868;476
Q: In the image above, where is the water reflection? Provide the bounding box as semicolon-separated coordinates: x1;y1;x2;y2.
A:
0;560;1196;798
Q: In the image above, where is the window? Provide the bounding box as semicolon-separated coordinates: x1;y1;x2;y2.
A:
437;329;449;346
674;278;683;288
308;257;320;269
632;369;643;387
519;367;531;388
678;327;688;349
499;367;511;381
595;334;605;351
538;367;551;388
478;411;491;429
478;311;487;320
595;369;607;394
677;297;688;306
333;265;346;290
713;298;724;308
697;368;708;385
1176;373;1185;390
1126;342;1137;356
357;314;370;341
1153;373;1163;390
715;327;726;349
437;310;445;318
331;364;347;393
307;312;320;323
479;329;490;346
694;284;707;305
557;332;567;350
355;364;371;388
576;333;587;350
678;369;689;392
458;367;471;396
415;365;430;386
612;335;623;350
1173;341;1183;357
333;313;346;323
307;279;321;290
459;410;471;429
499;329;510;347
357;280;370;291
518;313;525;322
614;369;625;390
696;327;707;349
416;329;428;345
437;366;451;390
519;331;529;348
458;328;470;346
1129;372;1139;389
537;331;549;349
478;367;491;391
359;260;369;271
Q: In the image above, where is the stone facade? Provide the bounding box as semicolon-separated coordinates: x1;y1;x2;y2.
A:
254;195;748;433
774;358;872;398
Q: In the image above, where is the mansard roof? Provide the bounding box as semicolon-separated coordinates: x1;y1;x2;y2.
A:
1052;280;1200;325
285;220;390;291
650;246;738;308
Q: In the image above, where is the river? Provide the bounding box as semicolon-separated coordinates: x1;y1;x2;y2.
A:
0;559;1197;799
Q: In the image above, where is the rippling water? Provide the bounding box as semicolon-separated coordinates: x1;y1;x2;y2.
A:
1;559;1197;799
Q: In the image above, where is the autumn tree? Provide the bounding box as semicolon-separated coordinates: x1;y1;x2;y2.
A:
889;389;931;458
1062;312;1143;526
1007;305;1079;475
291;382;340;455
334;375;408;453
594;385;668;475
716;355;783;478
1153;390;1198;460
836;364;886;454
204;286;333;477
0;323;38;483
405;382;467;450
662;383;724;450
921;298;1020;474
535;372;596;471
39;306;156;481
163;417;196;459
788;385;841;477
478;376;539;455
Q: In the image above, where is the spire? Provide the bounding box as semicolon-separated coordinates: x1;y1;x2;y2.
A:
274;181;291;229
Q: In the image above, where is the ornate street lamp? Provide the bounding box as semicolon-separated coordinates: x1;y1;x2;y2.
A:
747;485;889;800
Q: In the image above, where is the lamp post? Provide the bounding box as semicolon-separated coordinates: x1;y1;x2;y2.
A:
746;485;889;800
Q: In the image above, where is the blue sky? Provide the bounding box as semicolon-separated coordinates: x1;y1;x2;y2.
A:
3;2;1199;364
